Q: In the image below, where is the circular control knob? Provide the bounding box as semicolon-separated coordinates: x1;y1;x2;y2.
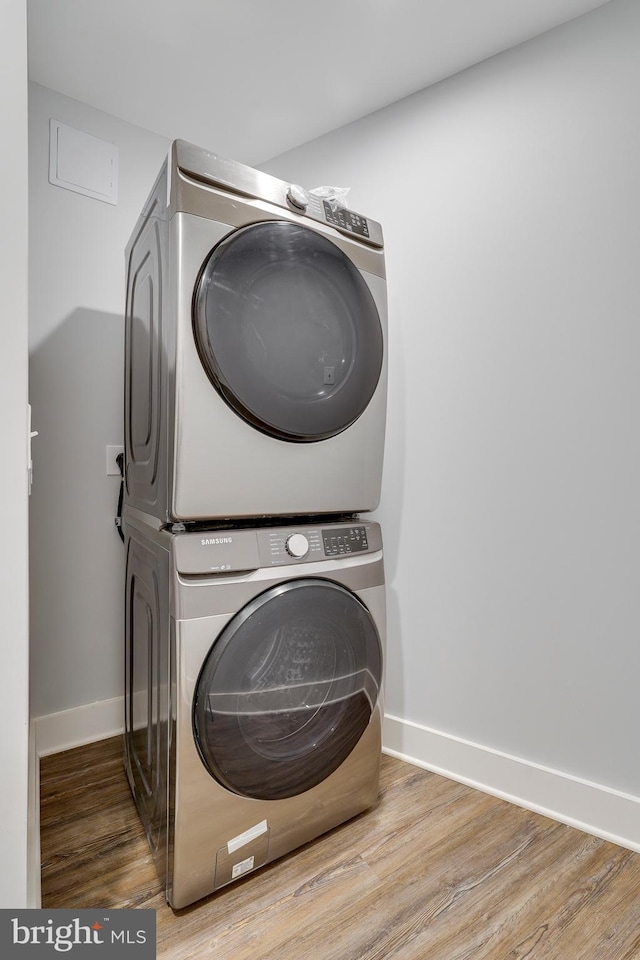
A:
286;184;308;211
286;533;309;558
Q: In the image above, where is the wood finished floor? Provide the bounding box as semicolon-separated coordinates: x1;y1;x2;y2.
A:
40;737;640;959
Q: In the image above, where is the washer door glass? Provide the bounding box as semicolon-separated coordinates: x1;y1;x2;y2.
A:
192;221;383;442
192;578;382;800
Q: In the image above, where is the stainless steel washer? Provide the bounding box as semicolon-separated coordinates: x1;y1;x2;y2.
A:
123;511;386;909
124;140;387;524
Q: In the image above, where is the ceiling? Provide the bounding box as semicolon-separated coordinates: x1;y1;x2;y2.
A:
27;0;612;166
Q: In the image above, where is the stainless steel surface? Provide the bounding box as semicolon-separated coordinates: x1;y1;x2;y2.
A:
171;213;387;521
124;142;388;524
124;161;168;519
172;140;384;249
123;514;386;909
171;170;386;278
123;520;170;891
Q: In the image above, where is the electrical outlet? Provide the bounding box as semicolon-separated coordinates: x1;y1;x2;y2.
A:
106;445;124;476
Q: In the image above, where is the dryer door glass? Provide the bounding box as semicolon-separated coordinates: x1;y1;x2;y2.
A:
192;578;382;800
193;221;383;442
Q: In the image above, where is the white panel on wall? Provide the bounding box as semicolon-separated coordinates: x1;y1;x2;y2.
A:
49;119;118;204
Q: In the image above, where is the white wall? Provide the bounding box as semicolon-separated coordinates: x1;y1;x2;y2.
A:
263;0;640;800
28;0;640;846
28;84;169;726
0;0;31;908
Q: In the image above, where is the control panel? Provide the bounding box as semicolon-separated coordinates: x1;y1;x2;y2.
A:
322;202;370;239
322;525;369;556
176;522;382;574
257;523;376;566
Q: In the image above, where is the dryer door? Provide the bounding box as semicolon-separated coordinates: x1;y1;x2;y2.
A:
192;578;383;800
193;221;383;442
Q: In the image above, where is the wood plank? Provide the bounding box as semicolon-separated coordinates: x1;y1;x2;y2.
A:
40;738;640;960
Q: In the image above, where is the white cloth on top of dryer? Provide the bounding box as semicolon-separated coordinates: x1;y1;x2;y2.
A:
309;185;351;210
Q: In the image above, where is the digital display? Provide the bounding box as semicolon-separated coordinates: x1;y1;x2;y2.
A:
323;201;370;238
322;526;369;556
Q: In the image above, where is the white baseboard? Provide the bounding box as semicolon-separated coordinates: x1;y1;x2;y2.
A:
382;714;640;854
34;696;125;758
33;700;640;855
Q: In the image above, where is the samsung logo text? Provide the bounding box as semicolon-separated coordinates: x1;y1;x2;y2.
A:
201;537;233;546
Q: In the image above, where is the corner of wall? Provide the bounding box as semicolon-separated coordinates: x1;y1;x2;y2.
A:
383;714;640;855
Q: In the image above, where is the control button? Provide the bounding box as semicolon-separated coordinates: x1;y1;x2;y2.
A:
286;184;308;211
286;533;309;558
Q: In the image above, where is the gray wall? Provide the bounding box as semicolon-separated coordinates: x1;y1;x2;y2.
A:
1;0;31;908
28;83;169;719
263;0;640;796
28;0;640;804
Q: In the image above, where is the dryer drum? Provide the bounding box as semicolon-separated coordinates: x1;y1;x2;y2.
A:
192;220;384;442
192;578;383;800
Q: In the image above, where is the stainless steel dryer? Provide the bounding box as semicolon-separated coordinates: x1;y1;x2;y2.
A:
124;140;387;524
123;511;385;909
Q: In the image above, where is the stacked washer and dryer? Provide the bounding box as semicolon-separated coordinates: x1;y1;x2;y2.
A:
121;141;388;909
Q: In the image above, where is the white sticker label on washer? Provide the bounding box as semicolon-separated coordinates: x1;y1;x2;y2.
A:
232;856;255;880
227;819;268;854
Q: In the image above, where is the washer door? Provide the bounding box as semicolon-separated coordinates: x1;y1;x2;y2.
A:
192;578;383;800
192;221;383;442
